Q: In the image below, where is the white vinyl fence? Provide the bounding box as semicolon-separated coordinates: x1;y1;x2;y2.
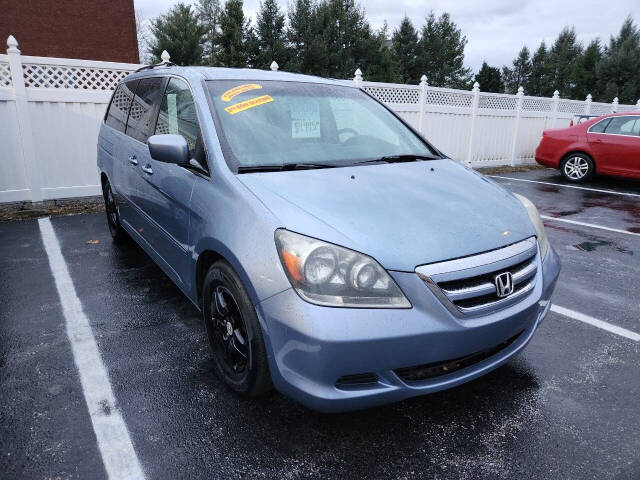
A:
1;35;639;204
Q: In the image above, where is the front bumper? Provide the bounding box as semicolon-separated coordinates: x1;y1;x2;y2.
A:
256;246;560;412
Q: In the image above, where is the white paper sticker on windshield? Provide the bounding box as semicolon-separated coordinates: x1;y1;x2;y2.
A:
291;100;320;139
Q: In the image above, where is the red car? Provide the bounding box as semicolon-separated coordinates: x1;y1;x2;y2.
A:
535;112;640;182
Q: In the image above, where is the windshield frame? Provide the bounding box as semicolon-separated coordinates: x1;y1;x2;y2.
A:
203;79;444;173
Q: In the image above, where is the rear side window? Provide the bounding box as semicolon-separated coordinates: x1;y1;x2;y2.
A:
589;118;610;133
126;77;166;143
603;116;640;136
105;80;138;133
155;77;207;169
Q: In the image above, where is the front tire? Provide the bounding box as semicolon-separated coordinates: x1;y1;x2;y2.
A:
202;261;272;397
102;178;127;242
560;153;594;182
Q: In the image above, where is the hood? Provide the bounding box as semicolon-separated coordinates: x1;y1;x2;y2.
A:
238;159;536;271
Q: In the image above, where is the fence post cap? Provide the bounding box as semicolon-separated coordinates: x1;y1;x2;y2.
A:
586;93;592;101
353;68;363;86
516;86;524;95
472;81;480;92
636;98;640;107
420;75;427;85
612;97;619;103
7;35;19;53
552;90;559;99
270;61;279;71
161;50;170;62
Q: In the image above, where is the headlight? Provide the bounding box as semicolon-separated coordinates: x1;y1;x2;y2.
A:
275;229;411;308
514;194;548;259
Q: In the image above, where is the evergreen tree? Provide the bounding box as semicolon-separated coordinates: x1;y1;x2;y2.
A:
286;0;314;72
502;46;531;93
597;17;640;103
306;0;378;79
570;39;601;100
255;0;289;69
219;0;249;67
365;21;397;82
196;0;221;65
148;3;204;65
391;16;419;83
525;41;552;96
419;11;473;88
547;27;582;96
475;62;503;93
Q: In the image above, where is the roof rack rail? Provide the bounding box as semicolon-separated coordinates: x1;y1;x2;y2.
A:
135;61;176;73
135;50;176;73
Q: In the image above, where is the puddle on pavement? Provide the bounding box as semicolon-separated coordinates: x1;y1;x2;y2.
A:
571;240;634;256
545;224;635;256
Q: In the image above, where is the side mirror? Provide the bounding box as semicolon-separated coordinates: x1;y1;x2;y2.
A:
147;134;189;165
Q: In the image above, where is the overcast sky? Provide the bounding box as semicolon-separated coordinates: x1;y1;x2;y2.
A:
134;0;640;73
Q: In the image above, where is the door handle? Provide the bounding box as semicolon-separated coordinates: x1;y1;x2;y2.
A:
128;155;138;165
593;138;603;143
141;164;153;175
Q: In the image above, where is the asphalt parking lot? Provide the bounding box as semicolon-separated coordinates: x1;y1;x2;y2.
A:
1;167;639;480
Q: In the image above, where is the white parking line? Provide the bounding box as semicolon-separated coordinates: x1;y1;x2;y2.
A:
540;215;640;237
490;175;640;198
551;305;640;342
38;218;145;480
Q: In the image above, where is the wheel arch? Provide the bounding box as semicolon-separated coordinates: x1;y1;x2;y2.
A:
194;240;262;310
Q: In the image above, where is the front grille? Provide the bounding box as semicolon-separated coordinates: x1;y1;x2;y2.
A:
394;330;523;383
416;237;538;316
335;373;379;387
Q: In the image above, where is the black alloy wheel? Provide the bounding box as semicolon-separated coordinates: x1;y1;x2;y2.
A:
102;179;127;242
202;261;272;396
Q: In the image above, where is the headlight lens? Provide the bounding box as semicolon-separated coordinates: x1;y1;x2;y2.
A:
275;229;411;308
514;193;549;259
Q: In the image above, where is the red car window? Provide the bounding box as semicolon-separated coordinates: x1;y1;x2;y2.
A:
603;116;640;136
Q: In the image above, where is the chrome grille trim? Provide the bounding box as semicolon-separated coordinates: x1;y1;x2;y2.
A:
416;237;539;317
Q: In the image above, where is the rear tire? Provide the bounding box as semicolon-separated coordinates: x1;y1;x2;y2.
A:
202;260;272;397
560;153;594;182
102;179;127;242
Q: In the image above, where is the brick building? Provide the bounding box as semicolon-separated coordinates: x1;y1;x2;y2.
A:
0;0;139;63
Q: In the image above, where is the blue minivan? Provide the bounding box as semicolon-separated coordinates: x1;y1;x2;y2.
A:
98;65;560;412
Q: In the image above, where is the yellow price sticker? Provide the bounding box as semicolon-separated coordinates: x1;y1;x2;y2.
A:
224;95;274;115
221;84;262;102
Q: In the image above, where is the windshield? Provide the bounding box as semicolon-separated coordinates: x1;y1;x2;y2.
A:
206;80;438;171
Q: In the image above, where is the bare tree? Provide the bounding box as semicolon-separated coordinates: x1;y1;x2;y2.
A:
136;10;152;64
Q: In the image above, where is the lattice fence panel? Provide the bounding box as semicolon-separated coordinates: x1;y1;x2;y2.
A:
558;99;586;114
0;62;12;87
615;104;638;113
426;89;473;108
22;64;132;89
479;94;516;110
363;86;419;104
522;97;553;112
589;102;612;116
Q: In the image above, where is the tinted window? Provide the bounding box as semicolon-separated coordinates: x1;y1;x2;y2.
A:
604;116;640;136
155;78;207;168
126;77;165;143
105;80;138;133
589;118;610;133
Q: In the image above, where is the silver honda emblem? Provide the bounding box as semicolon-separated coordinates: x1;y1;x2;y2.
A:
494;272;514;298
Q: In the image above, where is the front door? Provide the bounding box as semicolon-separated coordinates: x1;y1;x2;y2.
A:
588;116;640;175
135;77;205;286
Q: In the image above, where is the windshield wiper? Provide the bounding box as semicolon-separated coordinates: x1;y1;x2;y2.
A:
355;154;440;165
237;163;336;174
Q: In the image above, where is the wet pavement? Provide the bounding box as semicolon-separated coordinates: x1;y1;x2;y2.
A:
1;168;639;479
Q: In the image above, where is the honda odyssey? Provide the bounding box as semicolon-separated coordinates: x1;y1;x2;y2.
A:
98;66;560;412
